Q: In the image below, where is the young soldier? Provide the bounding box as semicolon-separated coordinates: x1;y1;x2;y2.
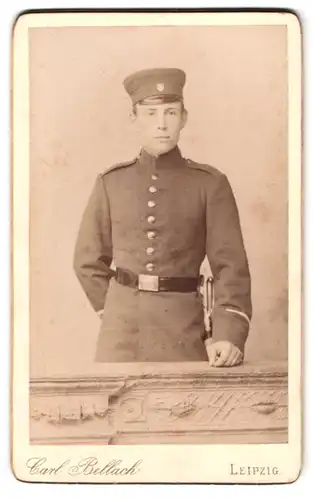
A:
74;68;252;366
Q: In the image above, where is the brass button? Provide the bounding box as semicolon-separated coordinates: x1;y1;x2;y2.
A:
147;231;156;239
149;186;157;194
147;215;156;224
146;247;155;255
151;174;158;180
148;200;156;208
146;263;155;272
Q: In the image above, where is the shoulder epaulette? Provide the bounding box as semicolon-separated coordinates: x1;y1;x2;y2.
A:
185;158;223;178
101;158;137;176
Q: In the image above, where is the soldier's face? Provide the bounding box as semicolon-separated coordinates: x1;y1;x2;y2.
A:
132;101;187;156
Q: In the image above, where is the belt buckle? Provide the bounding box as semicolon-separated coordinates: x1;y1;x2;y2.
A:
138;274;159;292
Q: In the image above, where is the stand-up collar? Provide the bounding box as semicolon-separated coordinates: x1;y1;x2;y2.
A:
138;146;184;169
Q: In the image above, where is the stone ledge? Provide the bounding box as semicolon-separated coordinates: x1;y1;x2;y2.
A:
30;361;288;445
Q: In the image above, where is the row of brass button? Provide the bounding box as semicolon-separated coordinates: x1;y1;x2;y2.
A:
146;174;158;272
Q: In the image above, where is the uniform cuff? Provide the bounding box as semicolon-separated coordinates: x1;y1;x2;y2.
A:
212;308;249;354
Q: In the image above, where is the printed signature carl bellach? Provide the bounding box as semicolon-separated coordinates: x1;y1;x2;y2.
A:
26;457;143;476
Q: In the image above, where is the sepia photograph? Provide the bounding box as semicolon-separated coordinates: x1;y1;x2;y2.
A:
12;10;302;483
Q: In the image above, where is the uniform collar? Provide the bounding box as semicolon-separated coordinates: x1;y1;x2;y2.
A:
138;146;184;169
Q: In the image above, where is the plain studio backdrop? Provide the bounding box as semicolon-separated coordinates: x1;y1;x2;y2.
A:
29;25;288;376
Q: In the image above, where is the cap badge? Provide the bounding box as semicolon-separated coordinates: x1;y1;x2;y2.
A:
156;83;165;92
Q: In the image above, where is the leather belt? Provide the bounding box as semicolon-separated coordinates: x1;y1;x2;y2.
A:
115;267;200;293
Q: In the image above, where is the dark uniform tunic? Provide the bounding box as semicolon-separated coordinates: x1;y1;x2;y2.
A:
74;146;252;362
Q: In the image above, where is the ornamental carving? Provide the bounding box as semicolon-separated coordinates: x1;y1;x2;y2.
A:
30;398;109;425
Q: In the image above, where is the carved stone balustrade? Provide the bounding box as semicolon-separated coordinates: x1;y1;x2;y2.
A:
30;361;288;445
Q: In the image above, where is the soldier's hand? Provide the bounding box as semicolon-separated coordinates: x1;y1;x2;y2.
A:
205;340;243;367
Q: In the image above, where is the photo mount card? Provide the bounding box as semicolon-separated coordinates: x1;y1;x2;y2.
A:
11;10;302;484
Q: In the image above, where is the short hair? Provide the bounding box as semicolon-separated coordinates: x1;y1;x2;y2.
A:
132;94;186;115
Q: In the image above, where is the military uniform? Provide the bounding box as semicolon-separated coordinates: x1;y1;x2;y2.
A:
73;68;252;362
